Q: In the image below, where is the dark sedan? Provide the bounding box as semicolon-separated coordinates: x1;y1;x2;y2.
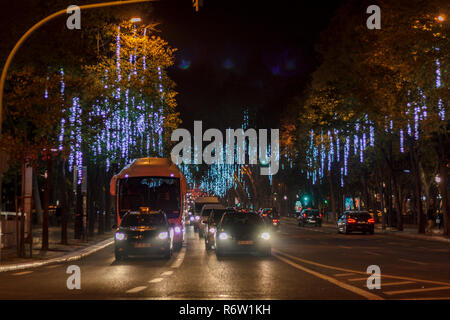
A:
337;211;375;234
214;211;272;257
298;209;322;227
114;210;174;260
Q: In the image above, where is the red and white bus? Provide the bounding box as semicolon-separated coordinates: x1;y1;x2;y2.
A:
110;158;187;250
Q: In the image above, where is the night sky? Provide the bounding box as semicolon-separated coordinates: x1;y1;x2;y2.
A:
150;0;344;132
0;0;345;132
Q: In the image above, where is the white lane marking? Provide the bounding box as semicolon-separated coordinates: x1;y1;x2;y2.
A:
398;258;428;266
45;264;60;269
126;286;147;293
11;271;33;276
334;273;356;277
148;278;164;283
385;286;450;296
274;254;383;300
170;247;186;268
365;251;381;256
274;248;450;287
381;281;415;287
161;271;173;276
348;277;379;282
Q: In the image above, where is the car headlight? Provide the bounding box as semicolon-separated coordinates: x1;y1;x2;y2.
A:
158;232;169;240
209;227;216;233
190;216;194;221
115;232;127;241
218;232;228;240
195;216;200;221
174;226;181;233
260;232;270;240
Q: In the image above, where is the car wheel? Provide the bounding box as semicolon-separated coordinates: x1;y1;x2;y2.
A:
369;230;374;235
344;226;349;234
205;240;211;250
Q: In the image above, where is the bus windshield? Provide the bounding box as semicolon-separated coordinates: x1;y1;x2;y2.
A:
119;177;180;219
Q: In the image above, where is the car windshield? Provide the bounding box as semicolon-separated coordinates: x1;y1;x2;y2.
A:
120;213;165;227
222;213;263;227
305;210;319;216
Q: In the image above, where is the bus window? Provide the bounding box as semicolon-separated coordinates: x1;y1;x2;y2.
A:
119;177;180;219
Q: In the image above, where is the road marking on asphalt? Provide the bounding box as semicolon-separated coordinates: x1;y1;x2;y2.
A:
348;277;378;282
365;251;381;256
148;278;164;283
274;253;383;300
273;248;450;287
126;286;147;293
11;271;33;276
161;271;173;276
45;264;60;269
399;296;450;300
381;281;415;287
398;258;428;266
384;286;450;296
334;273;356;277
171;247;186;268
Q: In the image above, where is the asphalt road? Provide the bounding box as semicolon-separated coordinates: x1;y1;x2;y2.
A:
0;218;449;300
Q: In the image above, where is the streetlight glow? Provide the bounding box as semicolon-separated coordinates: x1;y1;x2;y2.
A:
130;17;142;23
437;15;445;22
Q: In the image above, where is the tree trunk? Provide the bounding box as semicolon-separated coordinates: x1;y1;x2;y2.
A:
32;168;43;224
328;171;337;222
408;137;425;233
437;134;449;236
60;160;68;245
42;156;52;250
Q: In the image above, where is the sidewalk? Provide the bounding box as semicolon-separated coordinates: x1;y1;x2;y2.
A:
283;216;450;243
0;223;114;271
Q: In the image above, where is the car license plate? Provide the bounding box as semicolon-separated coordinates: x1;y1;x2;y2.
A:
134;243;151;248
238;240;254;245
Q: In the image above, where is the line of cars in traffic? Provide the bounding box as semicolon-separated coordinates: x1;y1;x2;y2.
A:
190;197;280;257
296;207;375;234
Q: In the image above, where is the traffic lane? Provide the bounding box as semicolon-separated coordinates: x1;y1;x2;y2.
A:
275;220;450;299
122;225;365;299
0;241;183;299
278;220;450;281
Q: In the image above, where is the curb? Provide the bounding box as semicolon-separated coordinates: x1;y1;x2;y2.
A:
0;238;114;273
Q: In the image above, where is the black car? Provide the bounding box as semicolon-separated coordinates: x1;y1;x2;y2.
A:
214;211;272;257
337;211;375;234
260;208;280;230
298;209;322;227
203;208;228;250
114;210;174;260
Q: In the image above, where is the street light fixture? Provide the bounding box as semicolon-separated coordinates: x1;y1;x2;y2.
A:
130;17;142;23
437;15;445;22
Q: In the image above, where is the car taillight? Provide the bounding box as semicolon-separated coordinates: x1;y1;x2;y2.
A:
303;214;307;218
272;219;279;222
368;218;375;223
319;214;322;218
347;218;356;223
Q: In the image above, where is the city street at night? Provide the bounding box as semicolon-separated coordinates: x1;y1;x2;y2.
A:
1;219;449;300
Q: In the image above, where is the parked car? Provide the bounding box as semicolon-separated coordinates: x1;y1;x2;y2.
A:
337;211;375;234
